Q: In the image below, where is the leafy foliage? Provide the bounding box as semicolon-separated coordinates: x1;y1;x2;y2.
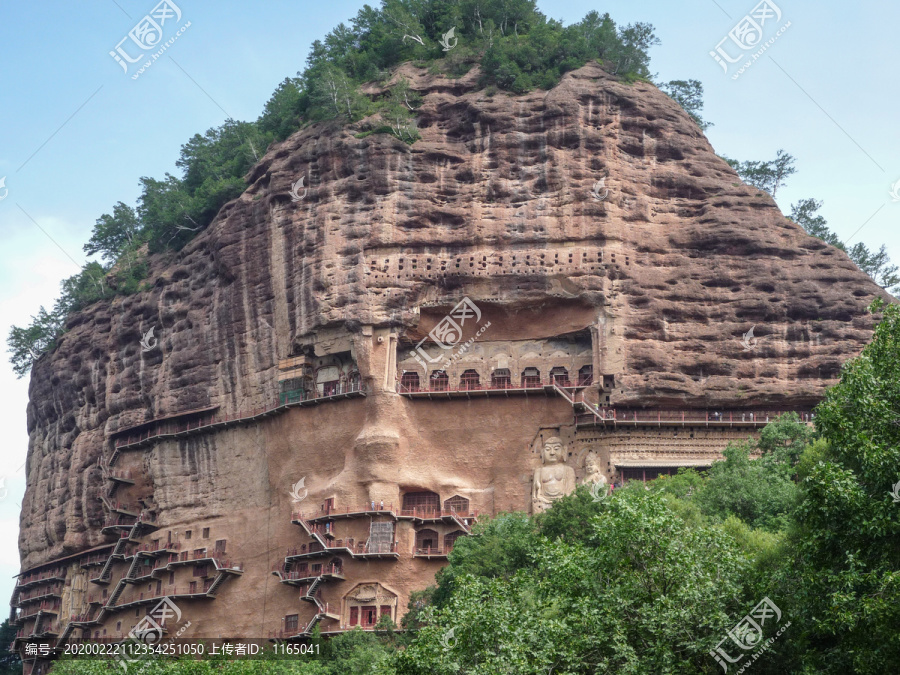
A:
396;489;750;674
790;198;900;294
772;299;900;674
724;149;796;197
659;79;712;130
0;620;21;675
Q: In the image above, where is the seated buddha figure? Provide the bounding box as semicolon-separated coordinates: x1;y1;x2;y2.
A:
532;436;575;513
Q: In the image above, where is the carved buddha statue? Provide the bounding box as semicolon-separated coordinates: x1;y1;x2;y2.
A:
532;437;575;513
583;451;607;487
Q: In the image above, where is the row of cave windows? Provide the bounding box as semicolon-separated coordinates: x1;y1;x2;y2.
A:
368;251;620;274
401;365;593;391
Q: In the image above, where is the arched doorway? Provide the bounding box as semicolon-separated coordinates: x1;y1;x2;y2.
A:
403;491;440;515
521;367;541;388
550;367;570;387
400;371;420;392
444;530;465;551
460;369;480;390
444;495;469;514
491;368;511;389
415;528;439;552
429;371;449;391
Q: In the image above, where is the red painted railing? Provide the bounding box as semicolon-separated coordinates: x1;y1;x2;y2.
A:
16;569;66;587
14;585;63;603
293;504;477;522
273;563;343;579
80;554;110;567
286;541;398;556
399;507;479;521
414;546;453;556
397;377;581;395
575;408;814;425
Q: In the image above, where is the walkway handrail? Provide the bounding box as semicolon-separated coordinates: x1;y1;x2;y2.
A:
397;378;582;395
114;383;368;449
575;408;814;425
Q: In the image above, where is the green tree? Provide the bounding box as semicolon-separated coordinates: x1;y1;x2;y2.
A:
257;77;309;141
6;305;64;377
694;444;797;532
777;299;900;674
756;411;814;466
725;149;796;197
396;489;752;674
789;199;900;294
847;242;900;293
431;512;538;609
790;197;845;249
0;619;22;675
307;62;369;121
659;79;712;130
83;201;142;264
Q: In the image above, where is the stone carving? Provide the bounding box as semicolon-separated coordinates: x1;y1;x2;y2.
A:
582;451;607;487
532;437;575;513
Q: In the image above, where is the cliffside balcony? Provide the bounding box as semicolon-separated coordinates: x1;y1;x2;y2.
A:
16;570;66;589
280;380;366;406
399;508;478;532
397;377;582;399
13;585;63;605
162;551;237;571
293;503;399;525
103;469;136;486
413;546;453;559
98;497;140;517
574;407;815;429
79;554;110;568
285;541;399;562
132;540;181;557
126;558;166;583
68;611;101;626
271;563;344;586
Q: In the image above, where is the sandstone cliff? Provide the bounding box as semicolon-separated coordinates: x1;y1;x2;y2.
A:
18;61;888;593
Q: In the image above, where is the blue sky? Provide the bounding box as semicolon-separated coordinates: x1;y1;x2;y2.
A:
0;0;897;607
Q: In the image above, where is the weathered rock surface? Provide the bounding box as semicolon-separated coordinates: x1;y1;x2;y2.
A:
16;62;889;636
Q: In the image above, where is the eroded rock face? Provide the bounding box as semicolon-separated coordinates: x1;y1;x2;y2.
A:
17;63;888;633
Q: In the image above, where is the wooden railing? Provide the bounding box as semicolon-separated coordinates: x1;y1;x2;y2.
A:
414;546;454;556
397;377;585;395
286;541;398;556
14;585;63;604
16;569;66;587
575;408;814;426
